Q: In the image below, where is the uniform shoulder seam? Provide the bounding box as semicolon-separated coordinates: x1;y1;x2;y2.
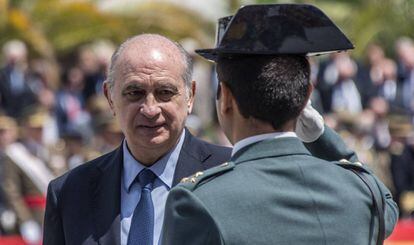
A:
178;162;235;191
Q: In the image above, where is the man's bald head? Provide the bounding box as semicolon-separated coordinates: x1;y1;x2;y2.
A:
106;34;193;90
103;34;197;165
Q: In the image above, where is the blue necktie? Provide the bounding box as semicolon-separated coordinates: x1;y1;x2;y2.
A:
127;169;156;245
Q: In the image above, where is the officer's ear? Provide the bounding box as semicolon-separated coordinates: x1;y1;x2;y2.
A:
103;81;116;116
301;83;314;111
219;82;234;116
186;80;196;115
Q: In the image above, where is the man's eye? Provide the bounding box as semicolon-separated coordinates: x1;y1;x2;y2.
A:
124;90;145;100
156;90;176;101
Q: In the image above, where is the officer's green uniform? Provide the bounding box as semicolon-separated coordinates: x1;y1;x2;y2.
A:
162;127;398;245
162;4;398;245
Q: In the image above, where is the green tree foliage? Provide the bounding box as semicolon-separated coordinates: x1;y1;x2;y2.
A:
119;2;214;47
0;0;213;62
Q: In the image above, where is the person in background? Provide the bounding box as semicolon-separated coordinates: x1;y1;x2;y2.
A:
354;43;385;106
374;59;400;109
395;37;414;115
0;114;48;245
316;53;363;114
78;45;108;102
55;67;92;138
19;107;67;176
389;121;414;218
0;40;38;119
91;112;124;154
61;129;100;170
0;115;18;236
395;37;414;84
331;53;363;114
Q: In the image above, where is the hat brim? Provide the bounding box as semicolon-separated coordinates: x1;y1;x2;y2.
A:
196;4;355;62
195;49;219;61
195;48;352;62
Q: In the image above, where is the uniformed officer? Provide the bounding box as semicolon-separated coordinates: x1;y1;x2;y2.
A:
2;110;56;244
0;115;18;235
162;4;398;245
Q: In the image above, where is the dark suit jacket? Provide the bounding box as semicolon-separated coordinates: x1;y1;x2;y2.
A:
0;66;37;118
162;130;399;245
43;129;231;245
390;143;414;212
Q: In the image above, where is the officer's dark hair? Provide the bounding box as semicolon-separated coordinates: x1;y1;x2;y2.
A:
216;55;310;130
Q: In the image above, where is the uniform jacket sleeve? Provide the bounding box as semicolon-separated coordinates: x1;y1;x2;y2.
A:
305;125;358;162
161;186;223;245
306;125;399;237
43;181;65;245
366;167;399;238
2;157;33;223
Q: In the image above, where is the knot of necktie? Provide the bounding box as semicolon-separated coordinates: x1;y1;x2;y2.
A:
138;168;156;191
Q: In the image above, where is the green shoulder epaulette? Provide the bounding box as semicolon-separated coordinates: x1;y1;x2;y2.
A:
179;161;236;191
335;159;369;173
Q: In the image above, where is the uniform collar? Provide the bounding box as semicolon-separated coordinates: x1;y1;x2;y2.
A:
232;131;297;157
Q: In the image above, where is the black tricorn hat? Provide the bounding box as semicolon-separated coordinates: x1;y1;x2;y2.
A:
196;4;354;61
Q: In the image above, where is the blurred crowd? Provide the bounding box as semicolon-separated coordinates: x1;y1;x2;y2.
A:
310;38;414;222
0;36;413;243
0;39;124;244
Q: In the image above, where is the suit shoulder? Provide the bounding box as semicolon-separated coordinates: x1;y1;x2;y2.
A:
191;136;231;155
203;140;232;154
178;161;235;191
182;131;231;169
192;136;232;163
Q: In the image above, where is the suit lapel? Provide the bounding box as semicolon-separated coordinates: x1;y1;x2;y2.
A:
88;130;216;243
90;147;123;245
232;137;311;164
172;129;211;186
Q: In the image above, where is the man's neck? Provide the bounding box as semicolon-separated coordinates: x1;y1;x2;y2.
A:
126;132;184;167
232;119;295;144
128;144;170;167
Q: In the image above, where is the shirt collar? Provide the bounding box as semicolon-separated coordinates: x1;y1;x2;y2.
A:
231;131;297;157
123;130;186;192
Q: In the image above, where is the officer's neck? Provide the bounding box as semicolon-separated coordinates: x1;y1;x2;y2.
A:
230;116;295;145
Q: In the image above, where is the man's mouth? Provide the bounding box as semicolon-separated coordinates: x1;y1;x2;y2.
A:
138;123;165;129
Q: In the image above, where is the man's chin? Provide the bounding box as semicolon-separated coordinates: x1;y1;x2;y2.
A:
129;127;182;148
145;136;170;146
137;131;171;147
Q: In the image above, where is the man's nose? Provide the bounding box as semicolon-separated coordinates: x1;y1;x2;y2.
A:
139;94;161;118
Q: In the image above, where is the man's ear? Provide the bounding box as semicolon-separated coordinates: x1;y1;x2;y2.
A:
302;83;314;111
219;82;233;116
103;81;116;116
187;81;196;114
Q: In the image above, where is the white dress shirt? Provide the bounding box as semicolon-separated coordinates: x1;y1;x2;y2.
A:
120;131;186;245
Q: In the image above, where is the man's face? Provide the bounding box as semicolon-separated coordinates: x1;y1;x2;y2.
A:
105;44;194;157
27;126;43;144
0;128;16;148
